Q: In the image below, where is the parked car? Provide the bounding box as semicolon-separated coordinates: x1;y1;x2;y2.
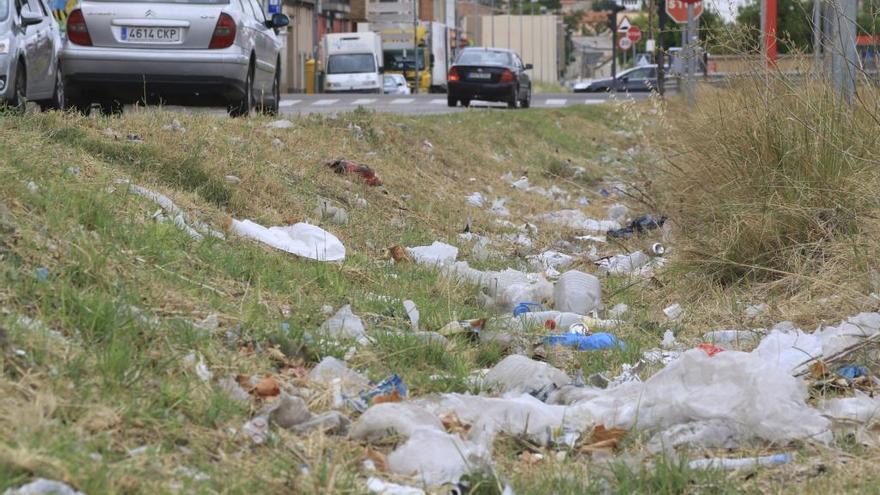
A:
61;0;288;116
446;47;531;109
573;64;658;93
382;73;409;95
0;0;65;112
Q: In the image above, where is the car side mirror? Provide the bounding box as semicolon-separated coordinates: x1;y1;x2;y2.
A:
21;11;42;27
524;63;533;70
267;13;289;29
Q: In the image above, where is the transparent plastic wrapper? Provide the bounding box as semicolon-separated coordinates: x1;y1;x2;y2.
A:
528;250;575;271
308;356;369;393
554;270;602;315
534;209;621;233
350;403;445;442
230;219;345;261
607;203;629;222
3;479;86;495
647;419;746;454
820;392;880;424
702;329;761;350
366;478;426;495
318;305;368;344
597;251;650;276
406;242;459;266
571;349;831;444
387;428;493;487
688;453;792;470
482;355;570;398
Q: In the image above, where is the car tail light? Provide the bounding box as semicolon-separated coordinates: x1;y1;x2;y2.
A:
447;66;460;82
209;13;236;49
499;69;515;83
67;9;92;46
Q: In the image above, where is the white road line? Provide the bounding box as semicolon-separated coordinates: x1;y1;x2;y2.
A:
545;98;567;106
429;98;446;105
583;100;604;105
279;100;301;107
391;98;415;104
351;98;377;105
313;99;340;106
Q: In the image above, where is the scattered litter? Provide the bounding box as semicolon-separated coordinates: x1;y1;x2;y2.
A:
543;332;623;351
489;198;510;216
230;219;345;262
294;410;351;434
702;329;761;349
554;270;602;315
195;358;212;382
308;356;369;392
67;166;81;176
387;428;492;487
194;314;220;332
421;139;433;151
688;453;792;470
218;376;250;404
272;138;283;148
269;394;312;428
351;402;443;442
162;119;186;132
366;477;426;495
607;214;667;239
663;303;683;320
534;209;621;233
26;181;39;194
513;302;543;317
483;354;569;399
820;391;880;423
608;303;629;319
406;242;458;266
225;175;242;184
35;267;48;282
744;303;769;318
349;374;408;412
265;119;294;129
403;300;419;331
607;204;628;222
697;343;724;357
326;159;382;186
528;250;574;271
2;479;85;495
438;319;485;339
651;243;666;255
254;376;281;397
661;330;677;349
120;180;224;240
837;364;868;382
597;251;652;276
242;416;269;444
317;305;368;345
126;133;143;142
315;198;349;224
466;192;485;207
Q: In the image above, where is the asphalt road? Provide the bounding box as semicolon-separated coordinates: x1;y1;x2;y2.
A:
276;91;650;115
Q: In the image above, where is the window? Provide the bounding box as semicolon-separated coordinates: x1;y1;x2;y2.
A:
88;0;230;3
327;53;376;74
384;50;425;71
0;0;8;21
247;0;265;22
626;68;651;79
29;0;47;17
456;50;512;67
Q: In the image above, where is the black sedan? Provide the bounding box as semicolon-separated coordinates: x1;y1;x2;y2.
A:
447;48;532;109
573;65;658;93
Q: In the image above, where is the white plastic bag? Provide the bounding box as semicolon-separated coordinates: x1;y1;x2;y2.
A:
230;219;345;261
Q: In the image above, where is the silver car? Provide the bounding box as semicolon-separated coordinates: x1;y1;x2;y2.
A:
61;0;288;115
0;0;65;112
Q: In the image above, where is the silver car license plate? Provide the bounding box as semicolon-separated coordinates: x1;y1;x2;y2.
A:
469;72;491;80
121;26;181;43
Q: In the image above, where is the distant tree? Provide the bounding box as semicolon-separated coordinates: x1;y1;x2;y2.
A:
591;0;618;12
736;0;813;53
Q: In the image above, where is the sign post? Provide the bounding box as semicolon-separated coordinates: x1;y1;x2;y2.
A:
666;0;702;106
627;25;641;64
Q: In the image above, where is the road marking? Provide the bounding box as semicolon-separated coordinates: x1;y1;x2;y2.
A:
391;98;415;104
429;98;446;105
545;98;567;106
351;98;377;105
313;99;339;106
279;100;301;107
583;100;604;105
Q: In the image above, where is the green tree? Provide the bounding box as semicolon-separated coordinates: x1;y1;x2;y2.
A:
736;0;813;53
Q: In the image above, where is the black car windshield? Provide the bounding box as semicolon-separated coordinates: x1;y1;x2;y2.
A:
0;0;8;22
457;50;512;66
327;54;376;74
89;0;229;3
385;50;425;71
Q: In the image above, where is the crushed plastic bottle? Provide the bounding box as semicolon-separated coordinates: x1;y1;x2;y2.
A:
554;270;602;315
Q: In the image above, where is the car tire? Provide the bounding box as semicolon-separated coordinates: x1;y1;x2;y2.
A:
447;95;457;107
5;61;26;115
229;62;255;117
507;87;518;109
39;66;65;112
98;99;123;116
461;98;470;108
520;88;531;109
263;63;280;116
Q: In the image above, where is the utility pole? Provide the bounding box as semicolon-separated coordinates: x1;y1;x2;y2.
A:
832;0;858;102
491;0;495;46
685;2;695;106
813;0;823;71
657;0;666;96
413;0;419;94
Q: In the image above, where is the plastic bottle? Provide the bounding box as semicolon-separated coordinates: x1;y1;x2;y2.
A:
554;270;602;314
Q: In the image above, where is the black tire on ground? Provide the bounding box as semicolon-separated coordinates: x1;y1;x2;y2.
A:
263;64;280;116
507;87;518;109
447;95;457;107
521;88;531;109
461;99;470;108
39;66;65;111
6;61;26;114
228;62;255;117
98;99;123;116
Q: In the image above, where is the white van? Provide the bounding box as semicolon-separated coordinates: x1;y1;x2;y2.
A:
322;32;383;93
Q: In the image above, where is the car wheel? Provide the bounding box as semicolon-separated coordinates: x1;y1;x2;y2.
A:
447;95;457;107
461;98;470;108
39;66;65;111
5;61;26;115
229;62;255;117
263;64;280;116
507;87;518;109
98;99;123;116
521;89;531;109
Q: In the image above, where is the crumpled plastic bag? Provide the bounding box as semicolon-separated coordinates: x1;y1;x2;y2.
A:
3;479;85;495
406;242;459;266
482;354;570;399
387;428;493;487
230;219;345;262
317;305;368;344
820;391;880;424
350;402;445;442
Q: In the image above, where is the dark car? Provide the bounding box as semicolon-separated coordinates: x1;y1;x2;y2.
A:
574;64;658;93
447;47;532;109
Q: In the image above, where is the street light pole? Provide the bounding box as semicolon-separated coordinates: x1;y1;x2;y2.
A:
413;0;419;94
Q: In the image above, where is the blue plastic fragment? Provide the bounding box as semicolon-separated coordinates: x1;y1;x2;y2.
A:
513;302;543;317
348;374;409;412
35;267;49;281
836;365;868;382
279;322;291;333
542;332;623;351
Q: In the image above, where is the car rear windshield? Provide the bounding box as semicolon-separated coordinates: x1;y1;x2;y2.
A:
0;0;8;22
87;0;229;3
456;50;512;66
327;53;376;75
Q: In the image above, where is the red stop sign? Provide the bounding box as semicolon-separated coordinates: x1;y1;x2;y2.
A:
665;0;703;24
627;25;642;42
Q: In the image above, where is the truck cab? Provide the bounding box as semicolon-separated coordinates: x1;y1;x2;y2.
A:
322;32;383;93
